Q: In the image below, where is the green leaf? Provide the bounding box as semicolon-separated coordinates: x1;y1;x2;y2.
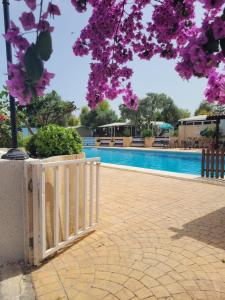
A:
35;31;53;61
24;45;44;83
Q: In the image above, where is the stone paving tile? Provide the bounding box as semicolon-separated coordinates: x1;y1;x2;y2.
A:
32;167;225;300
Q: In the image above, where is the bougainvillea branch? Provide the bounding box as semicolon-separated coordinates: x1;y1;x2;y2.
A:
4;0;225;109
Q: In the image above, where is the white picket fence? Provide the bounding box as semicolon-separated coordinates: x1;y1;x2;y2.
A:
26;157;100;265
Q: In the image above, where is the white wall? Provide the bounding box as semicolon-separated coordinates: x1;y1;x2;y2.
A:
0;160;26;264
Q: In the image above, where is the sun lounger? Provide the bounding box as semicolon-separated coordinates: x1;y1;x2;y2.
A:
99;138;112;146
153;136;170;147
114;138;124;147
131;137;144;147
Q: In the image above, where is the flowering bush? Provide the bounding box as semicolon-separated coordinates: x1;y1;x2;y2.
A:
0;113;6;124
4;0;225;109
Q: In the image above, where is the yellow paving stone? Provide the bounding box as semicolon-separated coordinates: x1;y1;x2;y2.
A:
172;293;193;300
110;273;128;284
85;287;109;298
95;271;111;280
30;168;225;300
35;280;63;297
129;270;144;280
158;275;175;285
116;287;135;300
66;288;80;299
134;286;153;299
79;273;94;282
166;282;186;294
103;295;118;300
151;285;170;298
197;279;215;291
32;274;59;288
37;289;66;300
124;278;145;292
144;266;166;279
57;277;77;288
32;270;57;280
74;292;98;300
180;279;199;291
141;275;159;288
189;290;209;299
92;279;123;294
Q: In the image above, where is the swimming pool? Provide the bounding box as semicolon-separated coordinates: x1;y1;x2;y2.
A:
83;147;202;175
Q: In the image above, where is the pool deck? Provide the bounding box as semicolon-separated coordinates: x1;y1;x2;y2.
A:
32;166;225;300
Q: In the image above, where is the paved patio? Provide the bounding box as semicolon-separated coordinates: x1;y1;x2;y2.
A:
32;167;225;300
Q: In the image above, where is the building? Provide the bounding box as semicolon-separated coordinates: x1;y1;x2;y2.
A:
178;115;225;144
97;121;173;137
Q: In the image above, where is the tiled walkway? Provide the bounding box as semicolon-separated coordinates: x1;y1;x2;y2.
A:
32;167;225;300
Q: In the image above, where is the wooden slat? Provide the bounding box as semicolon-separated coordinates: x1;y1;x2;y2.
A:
32;165;40;266
54;166;60;248
40;165;46;258
83;163;87;230
215;149;219;178
211;148;214;178
96;162;100;223
64;166;70;241
89;162;94;227
206;149;210;178
201;149;205;177
74;164;79;235
221;150;224;179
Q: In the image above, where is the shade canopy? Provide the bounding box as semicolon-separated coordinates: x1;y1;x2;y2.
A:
160;123;173;130
98;121;133;128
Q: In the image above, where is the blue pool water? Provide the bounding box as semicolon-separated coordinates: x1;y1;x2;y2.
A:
83;147;202;175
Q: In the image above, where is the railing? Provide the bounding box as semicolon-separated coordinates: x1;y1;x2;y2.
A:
201;149;224;178
28;157;100;265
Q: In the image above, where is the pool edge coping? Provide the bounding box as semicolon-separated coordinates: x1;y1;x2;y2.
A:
101;163;225;186
86;146;202;154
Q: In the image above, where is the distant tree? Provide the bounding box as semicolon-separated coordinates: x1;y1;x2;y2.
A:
18;91;77;133
195;101;225;116
80;106;89;126
178;108;191;119
120;93;189;128
68;115;80;126
139;93;165;128
119;103;142;128
80;101;118;131
160;99;191;125
195;101;213;116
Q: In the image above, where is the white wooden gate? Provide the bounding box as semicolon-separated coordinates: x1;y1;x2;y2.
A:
27;157;100;265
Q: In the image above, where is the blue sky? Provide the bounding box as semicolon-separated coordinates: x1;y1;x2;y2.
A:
0;1;207;115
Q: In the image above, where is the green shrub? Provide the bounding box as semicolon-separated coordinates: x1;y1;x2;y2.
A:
172;129;178;137
26;125;82;158
17;132;32;148
200;126;217;139
0;122;11;147
141;128;153;138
